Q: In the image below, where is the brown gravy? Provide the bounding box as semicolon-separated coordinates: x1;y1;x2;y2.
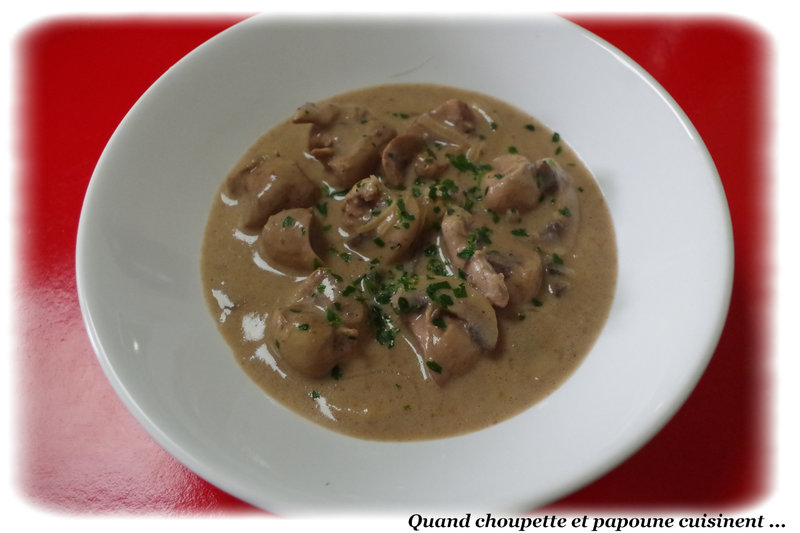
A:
201;83;617;441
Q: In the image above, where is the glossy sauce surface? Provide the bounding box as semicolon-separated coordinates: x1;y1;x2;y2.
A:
201;84;617;441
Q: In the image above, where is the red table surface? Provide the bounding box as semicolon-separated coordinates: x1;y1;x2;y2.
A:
15;14;772;515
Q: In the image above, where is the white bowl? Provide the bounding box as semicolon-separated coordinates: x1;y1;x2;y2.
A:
76;14;733;515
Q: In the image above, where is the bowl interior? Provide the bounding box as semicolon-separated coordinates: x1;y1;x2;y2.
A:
76;14;733;514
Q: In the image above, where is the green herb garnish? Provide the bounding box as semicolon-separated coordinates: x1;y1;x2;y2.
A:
446;153;492;175
325;308;342;327
426;360;443;373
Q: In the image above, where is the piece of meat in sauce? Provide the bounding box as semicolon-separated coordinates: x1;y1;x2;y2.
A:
440;207;543;308
341;175;388;229
483;154;542;213
224;158;319;231
266;269;366;378
257;207;321;274
439;207;508;307
484;247;543;306
293;102;396;188
396;276;498;384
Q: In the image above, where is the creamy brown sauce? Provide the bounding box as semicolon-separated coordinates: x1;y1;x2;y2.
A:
201;84;617;441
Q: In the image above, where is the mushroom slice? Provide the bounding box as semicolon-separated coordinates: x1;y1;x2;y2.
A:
372;190;427;263
266;269;366;378
381;133;425;187
534;158;581;253
224;158;319;231
257;207;320;274
381;133;451;187
408;311;482;385
344;186;428;265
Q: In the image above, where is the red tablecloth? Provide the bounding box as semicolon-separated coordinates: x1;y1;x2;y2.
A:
15;14;771;514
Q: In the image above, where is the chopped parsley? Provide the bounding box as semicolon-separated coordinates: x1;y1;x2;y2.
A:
426;280;453;305
395;197;416;228
457;245;475;261
446;153;492;176
395;296;418;315
452;283;468;299
429;178;459;201
457;226;492;260
341;285;357;296
426;360;443;373
472;226;493;245
325;269;343;282
322;184;349;198
431;317;447;329
325;307;342;327
426;257;450;276
368;303;398;348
